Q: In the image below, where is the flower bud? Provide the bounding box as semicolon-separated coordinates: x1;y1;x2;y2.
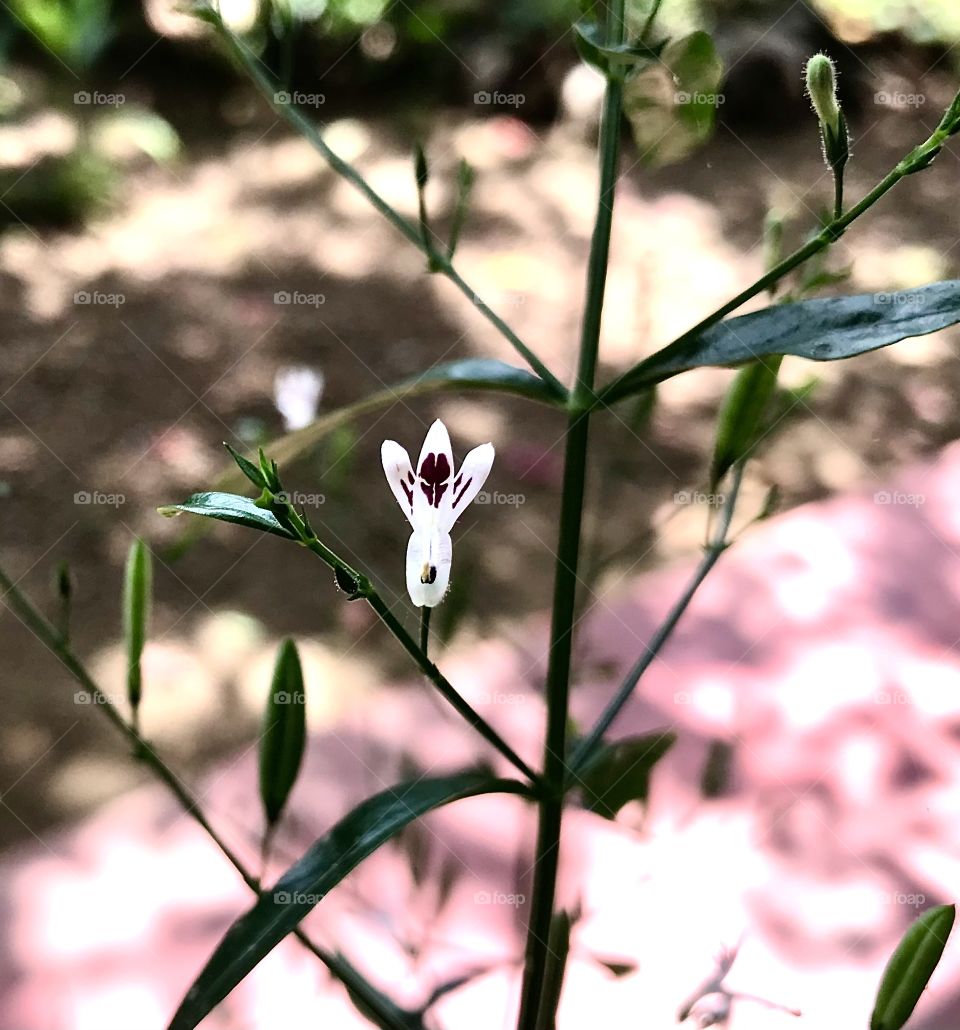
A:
806;53;841;135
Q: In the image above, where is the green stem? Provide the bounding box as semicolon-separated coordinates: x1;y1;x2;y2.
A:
569;465;744;778
211;12;564;398
600;123;953;405
0;563;420;1030
419;606;431;657
515;1;626;1024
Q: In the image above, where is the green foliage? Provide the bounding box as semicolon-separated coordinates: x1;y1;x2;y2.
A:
167;772;530;1030
158;492;295;539
259;640;307;829
604;281;960;402
122;539;151;717
871;905;955;1030
623;31;723;166
577;732;676;818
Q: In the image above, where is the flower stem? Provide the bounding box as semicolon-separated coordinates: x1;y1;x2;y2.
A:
515;1;626;1024
419;605;431;657
0;563;422;1030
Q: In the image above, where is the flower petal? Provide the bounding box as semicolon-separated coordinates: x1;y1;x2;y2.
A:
442;442;495;531
405;526;452;607
381;440;416;526
413;419;454;527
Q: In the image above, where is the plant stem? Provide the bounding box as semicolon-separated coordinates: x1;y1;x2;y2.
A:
568;465;744;778
419;606;431;657
600;122;954;404
516;1;626;1024
211;11;564;398
0;564;421;1030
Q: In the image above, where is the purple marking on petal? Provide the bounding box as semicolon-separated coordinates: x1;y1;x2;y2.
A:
452;476;472;508
453;473;463;491
401;482;413;507
419;452;451;508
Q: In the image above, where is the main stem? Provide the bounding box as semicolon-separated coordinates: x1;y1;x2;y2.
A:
516;3;625;1024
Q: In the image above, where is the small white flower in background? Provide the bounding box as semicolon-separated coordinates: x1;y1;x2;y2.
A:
381;419;494;608
273;366;325;431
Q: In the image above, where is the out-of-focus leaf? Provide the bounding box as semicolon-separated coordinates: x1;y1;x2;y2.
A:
260;639;307;828
157;492;295;539
623;31;723;167
573;19;665;76
710;356;782;490
167;772;530;1030
871;904;955;1030
699;738;734;799
603;280;960;403
122;539;151;715
578;732;676;819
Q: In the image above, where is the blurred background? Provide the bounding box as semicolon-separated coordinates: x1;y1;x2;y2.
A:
2;1;960;1027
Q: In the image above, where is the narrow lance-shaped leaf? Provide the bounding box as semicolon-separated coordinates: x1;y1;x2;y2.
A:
168;772;530;1030
53;558;72;644
123;539;152;722
224;443;268;490
870;904;955;1030
603;280;960;403
710;355;783;491
260;639;307;830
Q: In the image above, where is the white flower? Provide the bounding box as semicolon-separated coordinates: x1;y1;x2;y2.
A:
381;419;494;607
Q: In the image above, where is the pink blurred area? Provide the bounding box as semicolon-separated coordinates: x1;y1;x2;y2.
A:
7;444;960;1029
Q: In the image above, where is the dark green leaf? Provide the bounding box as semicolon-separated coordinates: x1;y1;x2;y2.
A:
603;280;960;403
122;539;151;713
623;31;723;167
168;772;529;1030
157;492;295;539
578;732;676;819
573;19;665;75
260;640;307;828
224;443;267;490
871;904;955;1030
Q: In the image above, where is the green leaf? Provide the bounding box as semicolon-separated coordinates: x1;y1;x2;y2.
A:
623;31;723;167
224;443;268;490
603;280;960;403
260;640;307;828
710;356;783;490
573;19;665;76
167;773;529;1030
122;539;152;714
157;492;295;539
871;904;955;1030
578;732;676;819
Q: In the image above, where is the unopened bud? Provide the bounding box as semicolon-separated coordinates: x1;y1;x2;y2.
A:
806;53;841;135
